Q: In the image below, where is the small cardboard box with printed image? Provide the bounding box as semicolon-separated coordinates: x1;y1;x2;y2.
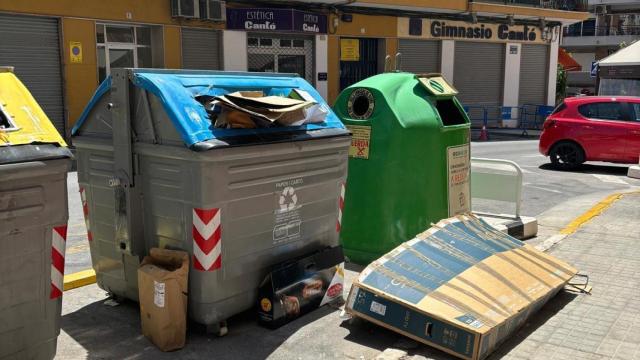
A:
258;246;345;328
346;214;577;360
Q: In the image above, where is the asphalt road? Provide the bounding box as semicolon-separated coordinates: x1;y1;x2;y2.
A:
471;140;640;217
63;139;640;275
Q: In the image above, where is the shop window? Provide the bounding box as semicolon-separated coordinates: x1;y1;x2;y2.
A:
106;26;134;43
137;47;152;68
280;39;292;47
96;23;159;83
247;34;315;84
136;27;151;46
96;24;105;43
97;47;107;83
248;54;275;73
260;38;273;47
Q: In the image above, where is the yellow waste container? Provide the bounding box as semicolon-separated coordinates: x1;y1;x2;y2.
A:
0;66;72;360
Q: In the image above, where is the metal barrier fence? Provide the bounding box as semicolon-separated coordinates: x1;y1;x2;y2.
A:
471;157;523;218
464;103;554;136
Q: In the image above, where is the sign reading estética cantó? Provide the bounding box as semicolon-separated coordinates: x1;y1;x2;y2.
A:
226;8;327;34
398;18;548;44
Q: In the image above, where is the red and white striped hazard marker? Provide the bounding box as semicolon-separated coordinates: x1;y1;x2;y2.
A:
336;182;345;232
50;225;67;299
193;208;222;271
80;188;92;242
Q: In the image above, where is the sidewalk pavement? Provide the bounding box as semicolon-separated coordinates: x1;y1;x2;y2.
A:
55;192;640;360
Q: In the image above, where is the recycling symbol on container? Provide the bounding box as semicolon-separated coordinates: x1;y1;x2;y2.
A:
279;186;298;211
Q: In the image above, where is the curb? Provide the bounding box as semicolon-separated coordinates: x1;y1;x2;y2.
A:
63;269;96;291
536;191;635;252
559;193;625;236
489;216;537;240
629;165;640;179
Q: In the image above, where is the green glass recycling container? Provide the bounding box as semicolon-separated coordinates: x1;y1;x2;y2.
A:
334;72;471;265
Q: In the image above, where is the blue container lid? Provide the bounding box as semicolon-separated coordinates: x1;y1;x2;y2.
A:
72;70;347;148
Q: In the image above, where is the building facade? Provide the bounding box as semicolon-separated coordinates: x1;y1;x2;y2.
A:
562;0;640;94
0;0;587;138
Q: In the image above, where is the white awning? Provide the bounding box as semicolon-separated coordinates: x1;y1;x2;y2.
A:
598;40;640;67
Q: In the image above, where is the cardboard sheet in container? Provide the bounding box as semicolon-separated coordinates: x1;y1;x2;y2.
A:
346;214;577;360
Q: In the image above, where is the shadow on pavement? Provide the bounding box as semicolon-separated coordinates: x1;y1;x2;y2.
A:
61;296;340;360
488;290;578;359
539;163;630;176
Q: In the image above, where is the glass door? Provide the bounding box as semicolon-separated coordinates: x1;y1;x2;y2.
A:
108;46;135;70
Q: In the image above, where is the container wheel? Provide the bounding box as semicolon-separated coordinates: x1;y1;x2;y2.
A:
206;321;228;337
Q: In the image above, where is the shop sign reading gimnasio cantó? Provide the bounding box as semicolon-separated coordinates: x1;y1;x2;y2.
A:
398;18;548;44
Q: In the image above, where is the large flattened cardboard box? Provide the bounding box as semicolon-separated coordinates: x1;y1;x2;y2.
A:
346;214;577;360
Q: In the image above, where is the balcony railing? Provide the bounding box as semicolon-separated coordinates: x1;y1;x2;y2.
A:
474;0;588;11
564;25;640;36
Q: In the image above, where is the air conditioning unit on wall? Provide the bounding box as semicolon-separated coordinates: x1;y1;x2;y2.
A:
171;0;226;21
200;0;226;21
171;0;198;18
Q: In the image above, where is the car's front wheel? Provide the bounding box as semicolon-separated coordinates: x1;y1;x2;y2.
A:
549;141;585;170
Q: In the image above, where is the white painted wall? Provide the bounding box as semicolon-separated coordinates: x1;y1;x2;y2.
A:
502;43;522;127
503;43;522;108
440;40;455;82
315;34;328;100
222;30;248;71
547;29;560;106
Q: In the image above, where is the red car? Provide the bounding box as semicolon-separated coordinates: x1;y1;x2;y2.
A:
539;96;640;169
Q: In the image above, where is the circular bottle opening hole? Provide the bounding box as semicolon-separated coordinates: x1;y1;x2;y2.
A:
351;95;371;118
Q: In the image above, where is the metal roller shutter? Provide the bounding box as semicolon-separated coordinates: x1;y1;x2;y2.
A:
454;42;504;126
0;13;65;137
519;44;549;106
181;28;222;70
398;39;440;74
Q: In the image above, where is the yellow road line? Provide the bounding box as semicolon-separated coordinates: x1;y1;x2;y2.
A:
63;269;96;291
559;191;636;235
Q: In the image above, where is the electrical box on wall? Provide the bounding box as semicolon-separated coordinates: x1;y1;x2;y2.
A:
170;0;225;21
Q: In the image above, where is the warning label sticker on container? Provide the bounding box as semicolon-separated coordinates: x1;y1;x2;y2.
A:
346;125;371;159
273;178;303;245
447;144;471;216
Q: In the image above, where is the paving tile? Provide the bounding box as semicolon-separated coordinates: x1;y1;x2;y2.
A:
496;196;640;360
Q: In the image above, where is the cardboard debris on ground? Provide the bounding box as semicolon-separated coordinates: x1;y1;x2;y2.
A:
204;90;328;128
258;246;345;329
138;248;189;352
346;213;578;360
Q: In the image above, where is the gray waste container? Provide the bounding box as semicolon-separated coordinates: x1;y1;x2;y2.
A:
71;69;350;333
0;67;72;359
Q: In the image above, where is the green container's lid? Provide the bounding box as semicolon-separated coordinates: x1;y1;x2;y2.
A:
417;73;459;97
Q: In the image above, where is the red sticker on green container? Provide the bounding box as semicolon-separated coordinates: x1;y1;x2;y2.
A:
346;125;371;159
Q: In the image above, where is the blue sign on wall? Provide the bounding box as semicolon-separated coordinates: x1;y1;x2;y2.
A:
226;8;327;34
590;61;599;78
